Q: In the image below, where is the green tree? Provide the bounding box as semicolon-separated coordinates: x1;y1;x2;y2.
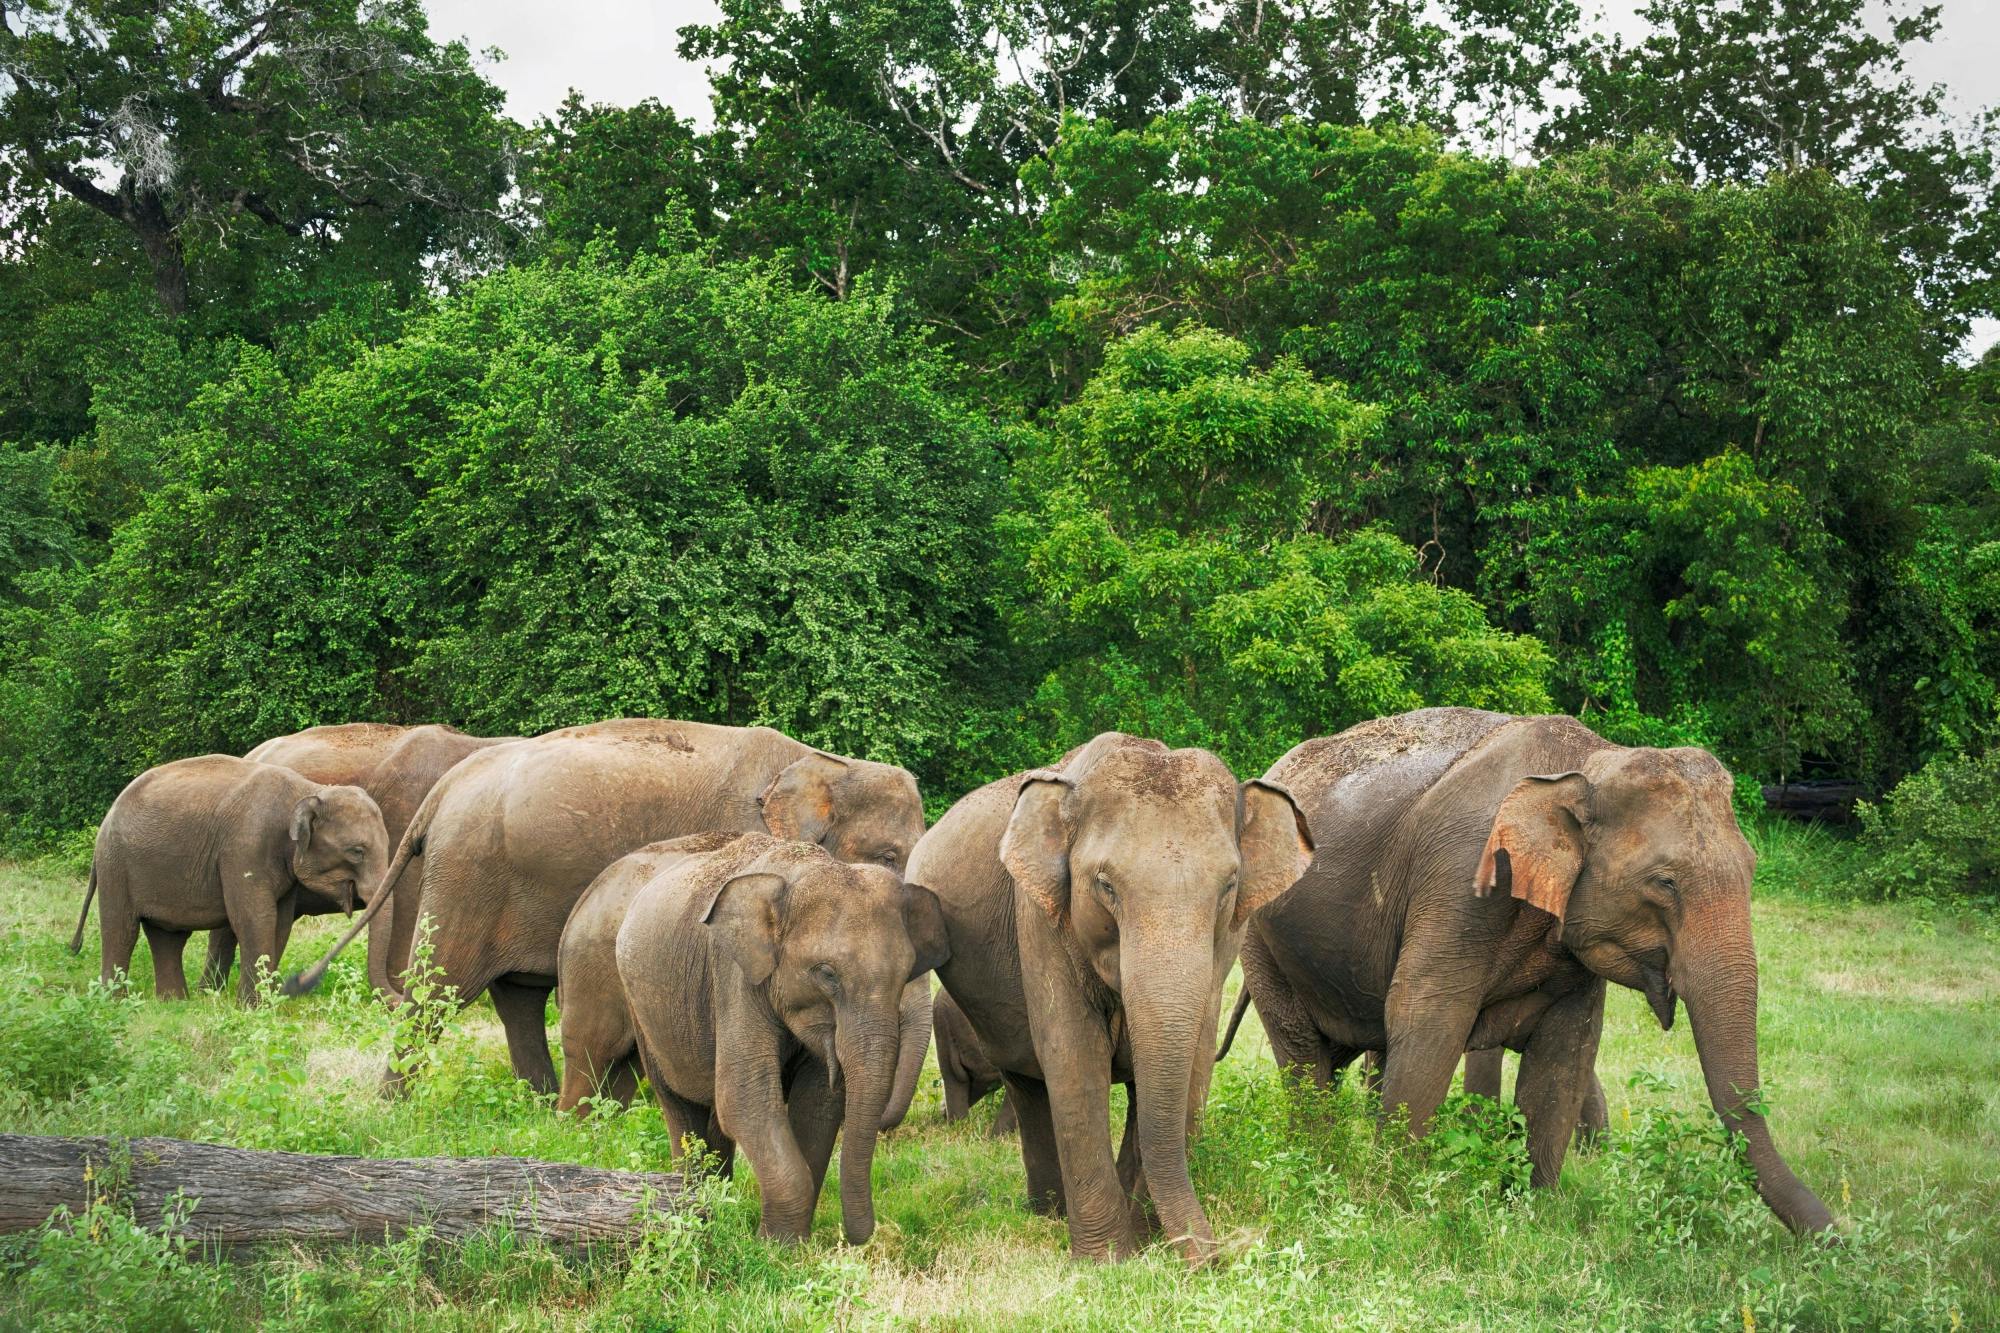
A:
1000;325;1550;773
0;0;515;317
520;93;713;263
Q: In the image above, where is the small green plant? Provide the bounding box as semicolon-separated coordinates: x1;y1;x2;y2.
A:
1856;745;2000;903
0;978;130;1102
9;1186;236;1331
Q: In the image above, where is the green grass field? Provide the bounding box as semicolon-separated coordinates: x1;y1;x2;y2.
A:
1;823;1995;1330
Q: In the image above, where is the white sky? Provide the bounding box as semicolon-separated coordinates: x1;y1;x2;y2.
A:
422;0;2000;355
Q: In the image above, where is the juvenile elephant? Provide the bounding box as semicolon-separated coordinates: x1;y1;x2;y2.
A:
1238;708;1832;1233
73;756;390;1003
911;733;1314;1264
289;719;931;1105
934;987;1015;1135
232;722;512;995
554;832;949;1244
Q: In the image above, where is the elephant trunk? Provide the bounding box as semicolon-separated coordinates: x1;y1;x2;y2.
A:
880;978;931;1131
1124;940;1220;1266
835;1015;900;1245
1674;904;1834;1234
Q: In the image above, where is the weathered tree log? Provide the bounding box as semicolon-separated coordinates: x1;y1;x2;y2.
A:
0;1135;689;1254
1761;779;1868;824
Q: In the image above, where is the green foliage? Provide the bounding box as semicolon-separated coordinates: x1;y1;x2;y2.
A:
1857;745;2000;902
5;1191;239;1331
1000;325;1549;773
0;979;129;1101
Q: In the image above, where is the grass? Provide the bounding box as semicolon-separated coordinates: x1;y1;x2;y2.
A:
0;819;1994;1330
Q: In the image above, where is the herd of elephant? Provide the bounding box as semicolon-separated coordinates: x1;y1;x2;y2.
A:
72;709;1835;1263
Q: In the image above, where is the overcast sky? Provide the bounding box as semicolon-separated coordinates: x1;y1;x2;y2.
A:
422;0;2000;354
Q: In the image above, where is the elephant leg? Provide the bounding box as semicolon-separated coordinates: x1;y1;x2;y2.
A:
490;975;559;1095
1003;1073;1065;1217
141;923;192;999
96;874;139;991
1515;978;1606;1189
1240;932;1334;1086
940;1061;971;1122
1035;1025;1133;1261
1575;1072;1609;1149
702;1109;738;1181
990;1091;1018;1137
785;1061;843;1210
199;927;237;991
227;882;289;1006
1463;1047;1505;1100
381;852;427;997
1380;981;1479;1139
1114;1081;1155;1237
556;1017;635;1115
382;930;493;1097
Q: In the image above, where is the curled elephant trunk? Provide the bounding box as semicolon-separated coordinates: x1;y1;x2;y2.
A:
835;1017;899;1245
880;978;931;1131
1675;907;1834;1234
1124;942;1220;1266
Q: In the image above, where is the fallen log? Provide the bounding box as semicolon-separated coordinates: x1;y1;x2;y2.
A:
1761;779;1868;824
0;1134;689;1254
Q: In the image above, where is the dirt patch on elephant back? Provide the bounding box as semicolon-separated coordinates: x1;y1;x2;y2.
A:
1052;732;1169;772
1280;708;1511;787
648;830;754;857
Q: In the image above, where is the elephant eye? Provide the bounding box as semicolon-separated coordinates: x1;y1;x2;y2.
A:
874;849;900;870
346;846;367;859
1093;874;1119;912
809;962;841;995
1649;872;1679;894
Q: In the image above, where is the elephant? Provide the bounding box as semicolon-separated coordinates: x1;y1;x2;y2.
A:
232;722;513;995
1236;708;1833;1233
553;831;949;1244
909;732;1314;1264
72;755;390;1003
287;719;932;1107
933;986;1016;1135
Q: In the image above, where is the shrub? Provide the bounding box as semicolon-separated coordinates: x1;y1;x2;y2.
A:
1856;744;2000;901
0;981;129;1103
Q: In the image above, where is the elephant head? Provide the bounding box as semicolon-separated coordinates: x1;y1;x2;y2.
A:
703;851;949;1244
760;753;928;876
1474;744;1833;1233
1000;740;1313;1261
288;785;391;916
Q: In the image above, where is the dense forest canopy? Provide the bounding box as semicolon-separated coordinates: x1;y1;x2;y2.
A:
3;0;1998;893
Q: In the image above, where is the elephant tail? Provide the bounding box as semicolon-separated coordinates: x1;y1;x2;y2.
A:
282;779;440;998
69;862;97;954
1215;984;1254;1064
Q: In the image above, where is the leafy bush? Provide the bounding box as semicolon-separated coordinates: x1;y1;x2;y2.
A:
0;980;129;1102
1856;745;2000;901
7;1191;237;1332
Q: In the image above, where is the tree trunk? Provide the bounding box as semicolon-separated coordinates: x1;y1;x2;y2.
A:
0;1135;689;1254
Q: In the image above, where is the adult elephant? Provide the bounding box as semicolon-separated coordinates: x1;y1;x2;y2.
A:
1238;708;1832;1234
235;723;514;995
911;733;1314;1264
288;719;931;1108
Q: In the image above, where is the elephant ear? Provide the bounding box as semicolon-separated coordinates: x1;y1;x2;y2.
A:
1234;779;1315;926
289;792;325;849
701;872;789;986
901;883;952;982
1474;773;1591;931
998;770;1073;923
759;753;849;845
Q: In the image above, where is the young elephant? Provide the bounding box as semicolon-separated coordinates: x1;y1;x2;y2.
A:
74;756;390;1003
555;832;949;1245
1238;708;1832;1233
231;722;513;995
933;986;1016;1135
911;733;1314;1265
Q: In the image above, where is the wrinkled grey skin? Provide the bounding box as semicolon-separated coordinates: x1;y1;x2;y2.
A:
1239;708;1832;1234
555;832;949;1244
933;986;1016;1135
74;756;389;1004
911;733;1315;1265
230;723;512;995
288;720;929;1105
